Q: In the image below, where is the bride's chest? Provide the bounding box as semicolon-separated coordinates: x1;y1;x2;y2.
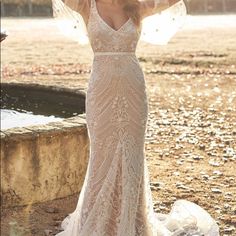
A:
87;15;141;52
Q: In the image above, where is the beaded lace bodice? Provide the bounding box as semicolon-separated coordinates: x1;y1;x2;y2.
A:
87;0;140;53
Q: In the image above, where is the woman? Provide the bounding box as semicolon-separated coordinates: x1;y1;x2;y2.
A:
54;0;220;235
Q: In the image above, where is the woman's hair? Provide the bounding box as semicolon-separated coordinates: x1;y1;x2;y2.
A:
122;0;141;28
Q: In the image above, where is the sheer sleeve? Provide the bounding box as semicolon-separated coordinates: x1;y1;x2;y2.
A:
51;0;90;44
139;0;187;45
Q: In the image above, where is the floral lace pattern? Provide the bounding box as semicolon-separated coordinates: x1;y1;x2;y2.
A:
55;0;220;235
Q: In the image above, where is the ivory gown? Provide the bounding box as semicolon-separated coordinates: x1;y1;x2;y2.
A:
55;0;220;235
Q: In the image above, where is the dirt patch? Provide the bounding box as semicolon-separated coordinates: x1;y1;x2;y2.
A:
1;17;236;235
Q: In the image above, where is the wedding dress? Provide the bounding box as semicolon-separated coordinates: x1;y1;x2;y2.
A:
52;0;220;235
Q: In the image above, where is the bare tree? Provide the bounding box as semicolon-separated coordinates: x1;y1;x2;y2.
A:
222;0;227;12
204;0;209;13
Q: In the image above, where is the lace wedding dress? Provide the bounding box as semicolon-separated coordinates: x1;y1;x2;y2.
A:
53;0;220;235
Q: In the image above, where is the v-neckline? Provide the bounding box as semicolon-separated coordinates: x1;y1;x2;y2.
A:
94;0;131;33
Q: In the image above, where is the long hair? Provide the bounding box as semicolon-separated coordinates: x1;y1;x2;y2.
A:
122;0;141;28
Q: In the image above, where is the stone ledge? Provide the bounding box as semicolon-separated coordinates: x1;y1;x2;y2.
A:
1;82;89;208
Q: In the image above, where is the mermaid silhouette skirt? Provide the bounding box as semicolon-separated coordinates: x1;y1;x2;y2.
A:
55;52;219;236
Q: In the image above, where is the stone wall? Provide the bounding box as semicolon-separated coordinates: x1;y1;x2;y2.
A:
1;114;90;208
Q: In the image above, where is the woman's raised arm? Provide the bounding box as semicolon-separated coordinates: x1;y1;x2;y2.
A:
139;0;181;19
64;0;89;14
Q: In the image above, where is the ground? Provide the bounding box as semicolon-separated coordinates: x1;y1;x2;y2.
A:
1;16;236;235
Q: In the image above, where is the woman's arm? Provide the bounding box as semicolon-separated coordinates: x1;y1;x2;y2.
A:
140;0;182;19
64;0;89;14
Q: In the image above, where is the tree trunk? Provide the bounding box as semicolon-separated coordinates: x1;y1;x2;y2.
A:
1;2;5;17
28;0;33;16
222;0;227;12
17;5;23;17
204;0;209;13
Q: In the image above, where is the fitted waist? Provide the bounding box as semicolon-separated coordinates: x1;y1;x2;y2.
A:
94;51;136;56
